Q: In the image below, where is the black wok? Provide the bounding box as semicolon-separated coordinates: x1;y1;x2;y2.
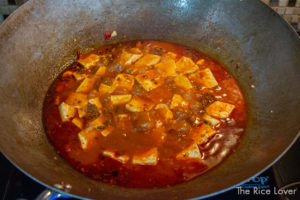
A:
0;0;299;199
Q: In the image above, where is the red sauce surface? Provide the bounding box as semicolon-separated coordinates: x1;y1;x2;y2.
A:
43;41;247;188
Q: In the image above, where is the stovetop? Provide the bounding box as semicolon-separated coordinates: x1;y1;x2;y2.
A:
1;137;299;200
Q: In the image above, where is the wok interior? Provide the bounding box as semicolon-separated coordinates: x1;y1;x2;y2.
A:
0;0;299;199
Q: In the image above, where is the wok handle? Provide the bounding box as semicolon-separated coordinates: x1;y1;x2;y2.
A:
35;189;72;200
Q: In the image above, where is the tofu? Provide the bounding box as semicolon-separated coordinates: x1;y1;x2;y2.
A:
110;94;132;105
103;150;130;164
203;114;220;126
99;83;112;95
125;96;154;112
101;126;114;137
111;74;135;92
72;117;83;129
132;148;158;165
95;66;107;76
134;54;161;70
77;54;101;69
59;102;76;122
174;74;193;90
77;108;87;118
89;116;107;129
165;52;177;60
76;78;95;93
119;50;143;66
115;114;130;130
176;56;199;74
176;143;201;160
155;58;177;77
88;97;102;109
129;47;142;54
170;94;189;109
206;101;235;118
61;71;86;81
62;71;73;78
78;127;98;150
189;68;218;88
196;59;205;66
65;92;88;108
72;72;86;81
155;104;173;120
135;70;164;91
191;124;217;145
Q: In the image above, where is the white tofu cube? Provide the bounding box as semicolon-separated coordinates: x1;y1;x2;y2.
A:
62;70;86;81
76;78;95;93
101;126;114;137
155;58;177;77
203;114;221;126
89;116;107;129
155;104;173;120
88;97;102;109
111;74;135;92
95;66;107;76
132;148;158;165
125;96;154;112
165;52;178;59
119;50;143;66
59;102;76;122
133;54;161;72
115;114;130;130
99;83;112;96
77;54;101;69
102;150;130;164
189;68;218;88
135;54;161;67
135;70;164;91
191;124;217;145
176;56;199;74
206;101;235;118
110;94;132;105
170;94;189;109
65;92;88;108
176;143;201;160
62;71;73;78
72;72;86;81
196;59;205;66
72;117;83;129
174;74;193;90
77;108;87;118
78;127;98;150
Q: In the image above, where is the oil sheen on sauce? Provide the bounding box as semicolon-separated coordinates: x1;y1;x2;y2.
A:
43;40;247;188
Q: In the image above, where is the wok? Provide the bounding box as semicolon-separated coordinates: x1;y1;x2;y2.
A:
0;0;299;199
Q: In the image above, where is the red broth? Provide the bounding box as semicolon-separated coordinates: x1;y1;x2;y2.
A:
43;41;247;188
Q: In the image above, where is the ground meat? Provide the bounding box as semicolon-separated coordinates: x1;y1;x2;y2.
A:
89;66;99;74
100;56;113;66
131;83;146;96
108;64;124;73
149;47;165;56
100;77;113;85
70;62;86;74
83;104;100;120
196;93;216;107
168;120;191;135
174;110;189;121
